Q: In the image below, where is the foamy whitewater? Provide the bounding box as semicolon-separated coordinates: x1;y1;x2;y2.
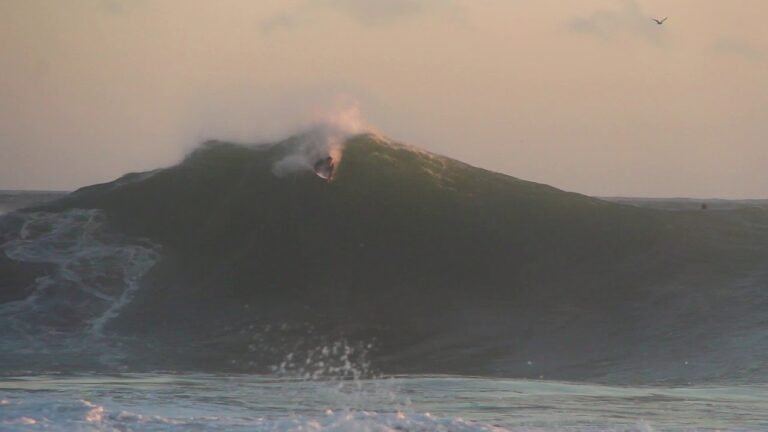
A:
3;373;768;431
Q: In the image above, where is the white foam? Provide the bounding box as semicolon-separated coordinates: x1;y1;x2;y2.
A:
0;398;510;432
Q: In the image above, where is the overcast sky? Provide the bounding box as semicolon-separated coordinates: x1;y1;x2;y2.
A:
1;0;766;197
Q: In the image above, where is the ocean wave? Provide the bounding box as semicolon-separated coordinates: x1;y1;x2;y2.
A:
2;134;767;382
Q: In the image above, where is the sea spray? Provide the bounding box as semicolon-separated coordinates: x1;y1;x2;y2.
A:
233;321;401;412
271;339;374;382
269;341;419;420
272;102;367;179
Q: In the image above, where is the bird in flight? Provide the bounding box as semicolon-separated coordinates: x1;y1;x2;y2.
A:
652;17;668;25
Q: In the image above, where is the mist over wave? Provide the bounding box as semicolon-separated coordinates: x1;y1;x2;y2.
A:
271;104;364;178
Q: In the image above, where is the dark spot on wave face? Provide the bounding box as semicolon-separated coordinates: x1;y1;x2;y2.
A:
313;156;335;180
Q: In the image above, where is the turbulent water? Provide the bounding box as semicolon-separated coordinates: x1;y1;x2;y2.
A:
2;373;768;431
2;134;768;430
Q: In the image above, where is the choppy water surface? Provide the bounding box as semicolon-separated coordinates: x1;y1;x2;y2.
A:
0;191;67;216
1;373;767;431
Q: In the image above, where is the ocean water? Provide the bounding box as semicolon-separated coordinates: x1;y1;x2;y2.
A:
0;191;67;216
2;373;768;431
0;165;768;432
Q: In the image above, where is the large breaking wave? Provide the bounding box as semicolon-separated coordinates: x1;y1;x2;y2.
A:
1;132;767;384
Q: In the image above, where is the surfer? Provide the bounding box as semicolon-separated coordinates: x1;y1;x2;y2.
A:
313;156;335;181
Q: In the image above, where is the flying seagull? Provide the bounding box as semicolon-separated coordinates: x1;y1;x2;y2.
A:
652;17;668;25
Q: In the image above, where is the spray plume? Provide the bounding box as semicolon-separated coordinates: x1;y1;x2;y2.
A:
272;101;368;180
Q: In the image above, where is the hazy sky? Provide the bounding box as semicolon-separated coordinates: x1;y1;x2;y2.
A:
1;0;766;197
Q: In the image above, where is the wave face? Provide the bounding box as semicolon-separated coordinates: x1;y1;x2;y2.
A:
3;133;768;383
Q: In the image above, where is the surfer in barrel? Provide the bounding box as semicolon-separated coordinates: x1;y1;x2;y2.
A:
313;156;335;181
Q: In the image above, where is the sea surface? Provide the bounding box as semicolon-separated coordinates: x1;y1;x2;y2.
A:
2;140;768;432
0;190;67;216
3;373;768;431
